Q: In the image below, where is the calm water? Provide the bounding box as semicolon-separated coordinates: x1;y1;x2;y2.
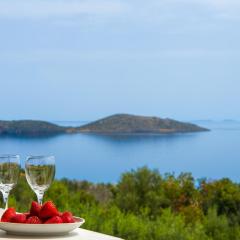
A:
0;121;240;183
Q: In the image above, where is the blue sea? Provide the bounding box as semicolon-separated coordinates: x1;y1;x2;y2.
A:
0;121;240;183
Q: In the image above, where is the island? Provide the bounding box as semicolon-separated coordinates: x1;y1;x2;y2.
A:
0;114;209;137
77;114;209;134
0;120;66;137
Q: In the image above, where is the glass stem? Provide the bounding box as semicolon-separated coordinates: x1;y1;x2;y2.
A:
36;191;44;205
2;191;10;209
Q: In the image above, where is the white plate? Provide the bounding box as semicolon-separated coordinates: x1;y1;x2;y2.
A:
0;217;85;236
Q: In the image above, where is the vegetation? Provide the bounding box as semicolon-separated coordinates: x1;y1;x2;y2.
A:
0;120;65;136
3;167;240;239
78;114;209;133
0;114;208;136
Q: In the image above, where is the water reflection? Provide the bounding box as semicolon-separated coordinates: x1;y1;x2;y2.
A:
79;132;207;145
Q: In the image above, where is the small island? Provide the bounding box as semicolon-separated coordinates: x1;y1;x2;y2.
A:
0;120;66;137
77;114;209;134
0;114;209;137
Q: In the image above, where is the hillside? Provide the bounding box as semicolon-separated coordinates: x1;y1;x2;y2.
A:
0;120;66;137
77;114;209;134
0;114;209;137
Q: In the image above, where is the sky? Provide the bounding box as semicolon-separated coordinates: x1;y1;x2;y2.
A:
0;0;240;121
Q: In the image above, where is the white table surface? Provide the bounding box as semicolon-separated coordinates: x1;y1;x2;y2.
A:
0;228;123;240
0;209;123;240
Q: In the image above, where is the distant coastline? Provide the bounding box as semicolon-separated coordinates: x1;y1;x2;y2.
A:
0;114;209;137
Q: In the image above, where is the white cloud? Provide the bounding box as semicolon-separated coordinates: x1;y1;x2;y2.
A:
0;0;239;28
0;0;127;19
200;0;240;8
162;0;240;8
168;0;240;13
0;0;239;22
134;0;240;20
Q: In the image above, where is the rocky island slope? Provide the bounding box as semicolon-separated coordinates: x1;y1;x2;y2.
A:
0;120;65;137
77;114;209;134
0;114;209;137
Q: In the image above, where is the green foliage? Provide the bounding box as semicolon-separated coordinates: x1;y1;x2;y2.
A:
200;178;240;224
2;167;240;240
203;207;232;240
150;209;208;240
115;167;164;217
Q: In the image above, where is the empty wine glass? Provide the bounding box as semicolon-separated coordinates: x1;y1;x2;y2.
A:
0;154;20;209
25;156;55;205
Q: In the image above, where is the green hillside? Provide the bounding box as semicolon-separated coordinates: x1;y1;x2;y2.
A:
0;120;66;137
78;114;209;134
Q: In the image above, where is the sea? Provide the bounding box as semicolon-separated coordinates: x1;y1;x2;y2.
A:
0;120;240;183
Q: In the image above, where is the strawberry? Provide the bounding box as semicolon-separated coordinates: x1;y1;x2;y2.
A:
23;212;31;219
62;211;72;218
10;214;26;223
44;216;63;224
30;201;41;217
1;208;16;222
61;212;75;223
26;216;42;224
57;212;62;217
39;201;58;219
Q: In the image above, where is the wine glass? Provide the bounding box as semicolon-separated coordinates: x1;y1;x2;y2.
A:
0;154;20;209
25;155;55;205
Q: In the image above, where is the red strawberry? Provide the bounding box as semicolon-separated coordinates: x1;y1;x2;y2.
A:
30;201;41;217
1;208;16;222
23;212;31;219
39;201;58;219
44;216;63;224
61;212;75;223
10;214;26;223
62;211;72;218
26;216;42;224
57;212;62;217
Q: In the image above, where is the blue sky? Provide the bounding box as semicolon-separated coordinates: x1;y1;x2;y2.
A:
0;0;240;121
